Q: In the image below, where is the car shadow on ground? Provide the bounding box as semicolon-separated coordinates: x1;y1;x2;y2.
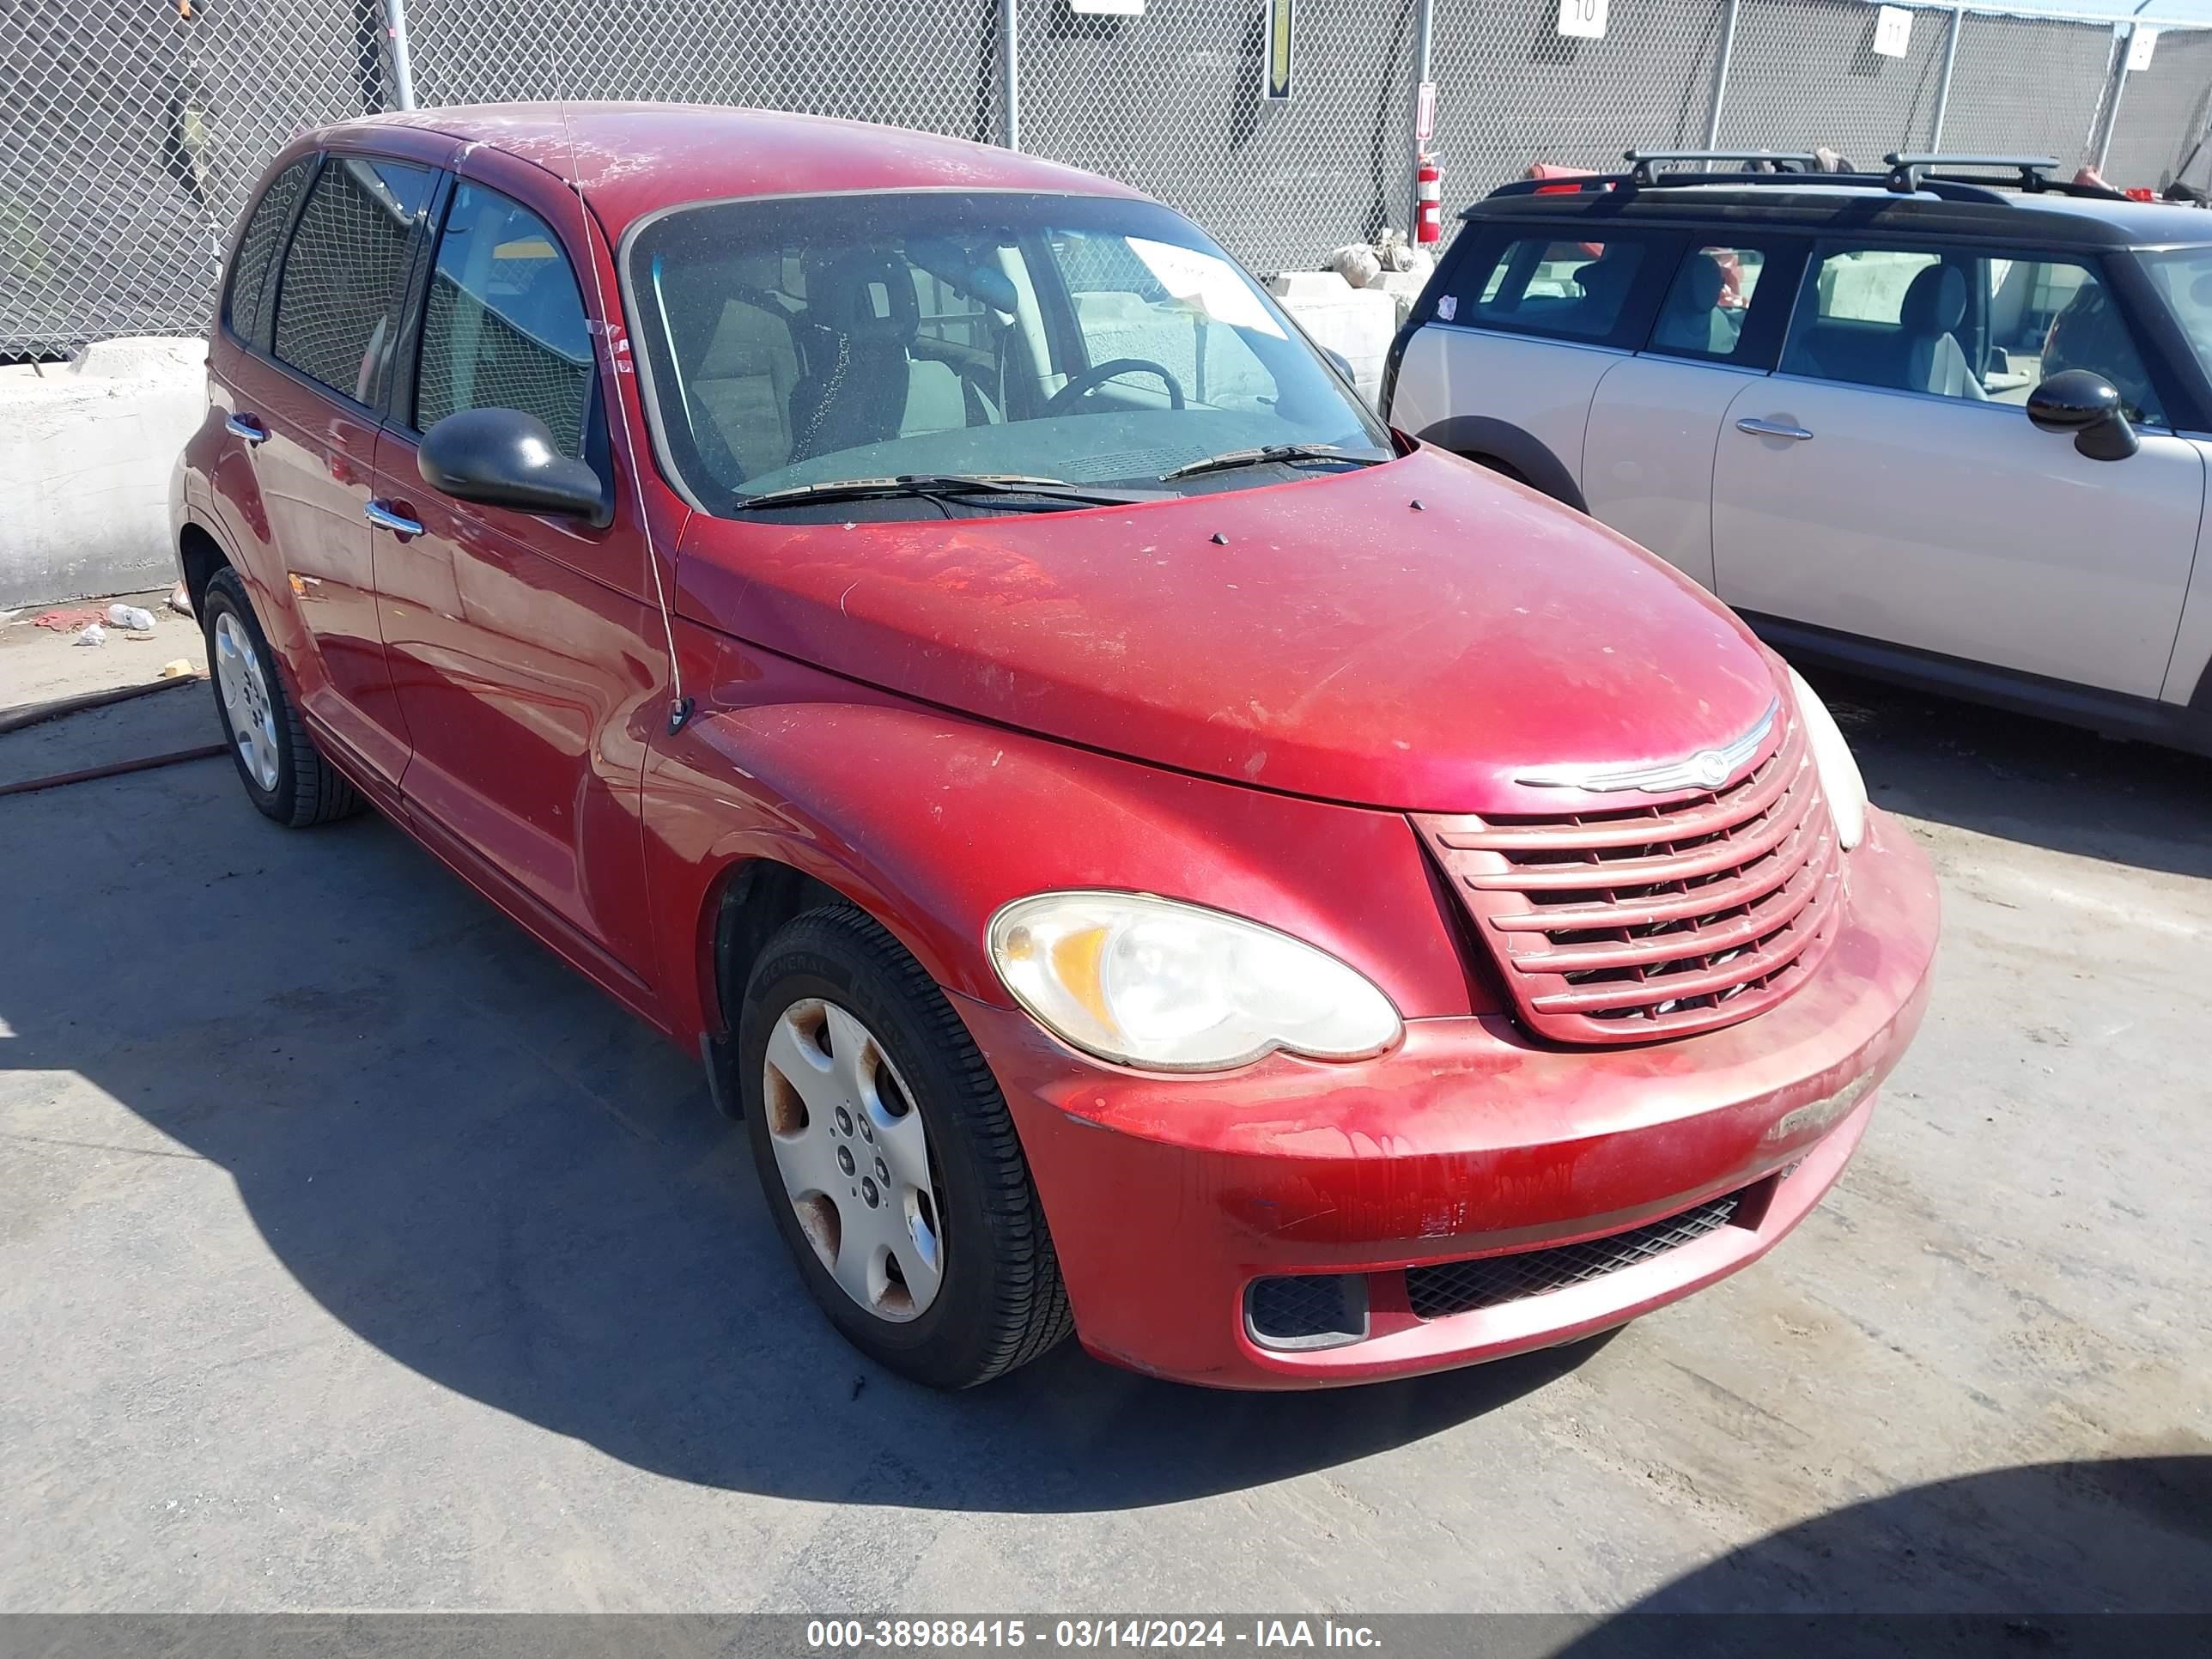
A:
0;736;1601;1516
1553;1455;2212;1653
1801;665;2212;880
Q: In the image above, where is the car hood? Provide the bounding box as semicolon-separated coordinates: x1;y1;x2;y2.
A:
672;447;1781;814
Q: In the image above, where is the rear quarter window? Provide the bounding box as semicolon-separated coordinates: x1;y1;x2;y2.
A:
1438;227;1665;348
223;159;313;347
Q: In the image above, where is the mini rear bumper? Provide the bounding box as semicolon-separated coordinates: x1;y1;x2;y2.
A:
957;806;1939;1389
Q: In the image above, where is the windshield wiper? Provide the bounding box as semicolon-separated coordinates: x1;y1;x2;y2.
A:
734;473;1164;511
1158;444;1388;483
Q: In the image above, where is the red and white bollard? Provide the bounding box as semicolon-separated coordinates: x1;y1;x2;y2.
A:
1415;153;1443;244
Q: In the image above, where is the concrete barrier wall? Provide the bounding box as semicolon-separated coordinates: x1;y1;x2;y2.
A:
0;337;203;610
1273;276;1413;408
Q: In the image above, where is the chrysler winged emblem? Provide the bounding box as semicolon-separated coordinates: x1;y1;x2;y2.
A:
1516;698;1779;793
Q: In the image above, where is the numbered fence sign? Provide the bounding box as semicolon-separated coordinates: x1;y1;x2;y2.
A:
1872;5;1912;58
1556;0;1606;40
2129;26;2159;72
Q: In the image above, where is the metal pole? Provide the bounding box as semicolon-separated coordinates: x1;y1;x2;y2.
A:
2094;27;2132;172
1929;4;1964;151
1408;0;1434;235
384;0;417;110
1000;0;1021;150
1703;0;1740;155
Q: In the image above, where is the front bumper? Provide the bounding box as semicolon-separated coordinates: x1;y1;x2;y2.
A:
957;806;1940;1389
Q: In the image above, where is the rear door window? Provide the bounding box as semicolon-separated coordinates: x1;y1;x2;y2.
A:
1645;241;1789;364
271;155;435;408
1441;230;1668;347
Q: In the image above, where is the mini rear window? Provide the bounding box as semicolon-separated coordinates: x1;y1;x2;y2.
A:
1443;232;1655;346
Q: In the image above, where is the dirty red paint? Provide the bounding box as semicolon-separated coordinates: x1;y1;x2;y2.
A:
175;105;1940;1389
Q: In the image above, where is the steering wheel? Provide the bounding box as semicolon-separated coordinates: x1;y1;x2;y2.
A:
1044;357;1187;414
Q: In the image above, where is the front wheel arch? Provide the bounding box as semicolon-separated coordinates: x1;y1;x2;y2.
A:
1416;415;1587;512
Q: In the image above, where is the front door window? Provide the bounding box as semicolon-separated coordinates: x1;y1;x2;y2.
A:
1781;246;2164;425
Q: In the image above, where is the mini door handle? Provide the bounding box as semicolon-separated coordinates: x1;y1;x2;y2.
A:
225;413;267;446
365;500;423;537
1735;416;1814;441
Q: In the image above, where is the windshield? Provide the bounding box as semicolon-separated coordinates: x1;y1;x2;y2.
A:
623;191;1390;515
2141;246;2212;393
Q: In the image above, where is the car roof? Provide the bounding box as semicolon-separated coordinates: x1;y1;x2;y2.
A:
314;102;1146;239
1468;179;2212;251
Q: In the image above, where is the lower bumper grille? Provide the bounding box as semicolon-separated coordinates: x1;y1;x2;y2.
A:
1406;1186;1751;1321
1244;1273;1369;1351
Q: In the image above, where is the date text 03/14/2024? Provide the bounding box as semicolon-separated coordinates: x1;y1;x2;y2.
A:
805;1620;1384;1650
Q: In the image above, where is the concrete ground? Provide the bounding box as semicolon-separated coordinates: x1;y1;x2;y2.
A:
0;664;2206;1619
1;586;204;707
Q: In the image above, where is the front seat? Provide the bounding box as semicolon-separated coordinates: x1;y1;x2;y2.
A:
1899;264;1987;400
1650;251;1739;356
789;252;972;462
690;258;802;477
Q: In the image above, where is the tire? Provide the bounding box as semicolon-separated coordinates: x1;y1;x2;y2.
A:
738;903;1073;1389
202;566;362;827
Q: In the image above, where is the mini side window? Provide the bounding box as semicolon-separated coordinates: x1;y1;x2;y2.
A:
415;183;595;459
1647;244;1767;362
1783;245;2165;425
223;160;313;346
1445;233;1654;345
271;155;434;406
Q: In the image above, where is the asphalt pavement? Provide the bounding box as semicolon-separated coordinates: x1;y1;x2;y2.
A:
1;665;2207;1616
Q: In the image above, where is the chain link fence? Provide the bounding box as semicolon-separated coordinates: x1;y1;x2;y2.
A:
9;0;2212;356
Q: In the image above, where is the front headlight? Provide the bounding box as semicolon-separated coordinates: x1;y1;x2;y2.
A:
1788;666;1867;852
988;891;1403;1072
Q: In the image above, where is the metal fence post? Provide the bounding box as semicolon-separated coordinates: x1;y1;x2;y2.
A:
1703;0;1740;153
1000;0;1022;149
1408;0;1434;234
384;0;417;110
1929;4;1963;150
2093;26;2133;171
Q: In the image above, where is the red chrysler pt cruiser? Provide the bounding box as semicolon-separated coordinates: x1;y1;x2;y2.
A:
172;105;1938;1390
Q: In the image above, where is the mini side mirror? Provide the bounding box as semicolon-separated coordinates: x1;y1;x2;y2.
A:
419;408;612;525
2027;368;2139;462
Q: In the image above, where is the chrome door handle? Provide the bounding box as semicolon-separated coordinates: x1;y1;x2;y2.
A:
365;500;424;536
1735;416;1814;441
225;413;267;445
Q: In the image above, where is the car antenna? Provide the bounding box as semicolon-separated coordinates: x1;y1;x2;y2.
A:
554;98;694;736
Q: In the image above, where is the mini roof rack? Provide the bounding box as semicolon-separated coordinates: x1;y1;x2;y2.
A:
1481;147;2134;207
1884;152;2058;191
1625;149;1822;185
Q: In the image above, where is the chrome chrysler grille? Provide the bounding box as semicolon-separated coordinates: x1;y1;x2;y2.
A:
1413;711;1843;1044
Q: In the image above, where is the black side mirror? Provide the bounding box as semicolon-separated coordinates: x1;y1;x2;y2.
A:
418;408;612;526
2027;368;2139;462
